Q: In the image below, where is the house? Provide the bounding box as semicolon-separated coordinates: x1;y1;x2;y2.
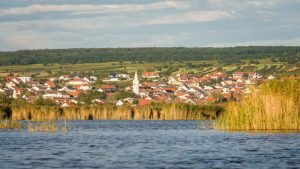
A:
13;87;23;99
143;82;158;89
100;84;118;93
268;75;276;80
11;78;22;85
104;73;119;82
168;74;189;86
233;72;257;79
92;99;105;104
61;102;75;108
175;91;190;100
142;71;159;79
206;97;217;103
49;77;58;82
163;87;176;94
43;92;69;99
19;76;31;83
90;76;97;81
210;72;225;79
75;85;92;91
203;86;214;91
117;73;130;79
116;100;124;106
44;81;56;88
5;81;16;89
68;90;82;98
59;75;70;81
185;99;196;105
68;79;88;85
31;86;41;92
0;88;6;93
139;98;152;106
188;77;202;87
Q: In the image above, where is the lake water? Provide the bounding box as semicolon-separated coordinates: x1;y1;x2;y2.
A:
0;120;300;169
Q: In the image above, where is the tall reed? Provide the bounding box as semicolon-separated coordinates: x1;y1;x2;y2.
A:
10;103;223;121
27;121;68;132
0;120;22;129
215;79;300;130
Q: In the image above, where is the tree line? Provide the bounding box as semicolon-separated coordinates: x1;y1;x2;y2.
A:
0;46;299;65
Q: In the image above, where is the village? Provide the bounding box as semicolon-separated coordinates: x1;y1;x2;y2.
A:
0;70;277;107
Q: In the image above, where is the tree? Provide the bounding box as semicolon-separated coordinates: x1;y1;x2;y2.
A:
78;91;106;104
243;73;249;79
0;93;12;104
111;91;135;101
35;97;56;106
132;99;139;105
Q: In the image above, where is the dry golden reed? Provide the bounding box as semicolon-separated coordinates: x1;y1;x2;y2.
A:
10;103;222;121
28;121;68;132
215;79;300;130
0;120;22;129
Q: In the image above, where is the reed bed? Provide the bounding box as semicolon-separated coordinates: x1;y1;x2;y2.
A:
215;79;300;130
0;120;22;129
8;103;223;121
28;121;68;132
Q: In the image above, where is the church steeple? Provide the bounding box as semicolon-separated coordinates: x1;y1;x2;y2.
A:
133;71;139;95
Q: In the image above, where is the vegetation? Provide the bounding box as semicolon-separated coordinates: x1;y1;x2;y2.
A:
110;91;135;101
28;121;68;132
78;90;106;104
0;47;299;65
0;93;13;104
35;97;56;106
7;103;223;121
0;120;22;129
215;79;300;130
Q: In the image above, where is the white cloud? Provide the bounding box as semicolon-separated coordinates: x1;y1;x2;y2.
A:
3;31;87;50
144;10;235;25
210;38;300;47
0;1;189;16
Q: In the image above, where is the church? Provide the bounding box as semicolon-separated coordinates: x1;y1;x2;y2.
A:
132;71;139;95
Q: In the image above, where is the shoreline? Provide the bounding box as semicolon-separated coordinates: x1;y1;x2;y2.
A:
1;103;223;121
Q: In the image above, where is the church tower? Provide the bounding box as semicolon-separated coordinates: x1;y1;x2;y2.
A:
133;71;139;95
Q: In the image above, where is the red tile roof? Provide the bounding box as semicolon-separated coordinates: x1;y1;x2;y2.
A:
139;99;152;106
143;71;159;77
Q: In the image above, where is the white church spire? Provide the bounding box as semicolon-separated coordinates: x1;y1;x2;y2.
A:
133;71;139;95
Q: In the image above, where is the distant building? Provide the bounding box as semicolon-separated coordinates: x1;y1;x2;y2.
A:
100;84;118;93
268;75;276;80
68;79;88;85
142;71;159;79
133;71;140;95
233;72;257;79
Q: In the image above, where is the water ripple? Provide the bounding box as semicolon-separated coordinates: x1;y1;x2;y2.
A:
0;120;300;169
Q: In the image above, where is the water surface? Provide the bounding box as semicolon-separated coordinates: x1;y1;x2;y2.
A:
0;120;300;168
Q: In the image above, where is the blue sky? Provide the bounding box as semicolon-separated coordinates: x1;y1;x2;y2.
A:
0;0;300;51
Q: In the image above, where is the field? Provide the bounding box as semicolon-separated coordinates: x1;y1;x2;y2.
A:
0;59;298;80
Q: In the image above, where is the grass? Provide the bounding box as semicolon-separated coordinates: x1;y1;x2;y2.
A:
0;120;22;129
215;79;300;130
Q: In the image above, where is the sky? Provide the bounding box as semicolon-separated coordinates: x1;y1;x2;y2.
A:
0;0;300;51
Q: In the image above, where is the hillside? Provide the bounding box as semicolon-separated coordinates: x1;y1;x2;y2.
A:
0;46;299;66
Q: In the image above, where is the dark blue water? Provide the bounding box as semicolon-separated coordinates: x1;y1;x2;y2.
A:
0;121;300;169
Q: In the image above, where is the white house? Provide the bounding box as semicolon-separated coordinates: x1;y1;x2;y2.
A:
67;79;88;85
116;100;124;106
268;75;276;80
79;85;92;91
18;76;31;83
117;73;130;79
